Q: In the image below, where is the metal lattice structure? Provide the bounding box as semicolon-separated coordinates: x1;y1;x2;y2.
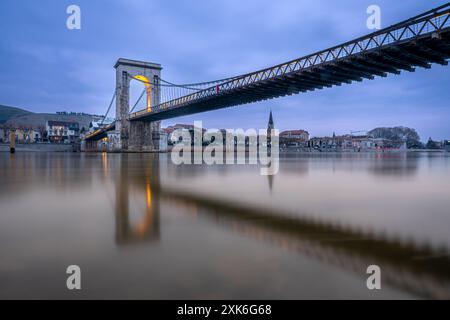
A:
129;3;450;122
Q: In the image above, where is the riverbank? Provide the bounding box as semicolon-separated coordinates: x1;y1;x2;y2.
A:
280;147;448;153
0;143;77;152
2;143;448;154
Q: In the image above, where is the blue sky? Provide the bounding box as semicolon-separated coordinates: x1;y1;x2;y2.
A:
0;0;449;140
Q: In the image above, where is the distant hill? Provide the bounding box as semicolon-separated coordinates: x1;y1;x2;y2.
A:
5;113;100;131
0;105;32;124
0;104;102;131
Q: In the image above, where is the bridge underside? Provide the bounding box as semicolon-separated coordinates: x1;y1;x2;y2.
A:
84;123;115;142
131;29;450;122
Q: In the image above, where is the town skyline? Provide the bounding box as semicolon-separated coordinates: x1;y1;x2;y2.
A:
0;0;449;140
1;103;445;143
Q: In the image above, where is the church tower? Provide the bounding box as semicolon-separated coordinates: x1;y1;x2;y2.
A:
267;110;274;146
267;110;274;133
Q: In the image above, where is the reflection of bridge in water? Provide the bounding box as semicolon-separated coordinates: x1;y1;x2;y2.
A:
111;154;450;299
114;155;161;245
2;152;448;298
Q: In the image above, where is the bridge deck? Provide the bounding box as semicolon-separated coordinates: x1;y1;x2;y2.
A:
83;122;115;141
129;6;450;122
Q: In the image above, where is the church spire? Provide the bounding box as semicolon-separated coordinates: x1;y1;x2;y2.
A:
268;110;274;131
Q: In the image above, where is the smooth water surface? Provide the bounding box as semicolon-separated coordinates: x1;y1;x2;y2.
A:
1;152;450;299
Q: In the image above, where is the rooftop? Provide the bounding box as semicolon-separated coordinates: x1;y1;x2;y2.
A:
280;130;309;136
47;120;79;128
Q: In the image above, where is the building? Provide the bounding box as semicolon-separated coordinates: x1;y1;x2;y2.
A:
163;124;196;136
351;135;375;151
14;128;36;143
164;124;206;146
309;133;404;151
89;121;100;132
426;137;443;150
0;126;6;143
88;117;115;133
445;140;450;152
0;126;40;143
280;130;309;147
21;129;41;143
46;120;80;144
164;124;191;146
280;130;309;140
309;136;337;150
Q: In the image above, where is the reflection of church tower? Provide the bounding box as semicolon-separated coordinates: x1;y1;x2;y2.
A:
267;174;274;192
267;111;275;191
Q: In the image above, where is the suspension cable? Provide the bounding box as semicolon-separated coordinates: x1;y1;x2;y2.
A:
100;89;116;125
129;88;146;114
128;73;202;91
126;72;238;90
158;76;239;88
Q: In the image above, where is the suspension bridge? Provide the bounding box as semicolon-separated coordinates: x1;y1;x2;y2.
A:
83;3;450;152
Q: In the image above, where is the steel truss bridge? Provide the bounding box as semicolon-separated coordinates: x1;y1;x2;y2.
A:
85;3;450;140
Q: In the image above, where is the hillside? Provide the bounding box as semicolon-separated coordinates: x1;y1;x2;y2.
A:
0;105;32;124
0;104;102;131
5;113;97;131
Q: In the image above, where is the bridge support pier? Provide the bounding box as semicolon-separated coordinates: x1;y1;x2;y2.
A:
113;58;163;152
81;140;98;152
128;121;161;152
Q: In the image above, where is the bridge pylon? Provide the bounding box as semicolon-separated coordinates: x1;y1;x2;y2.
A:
111;58;162;152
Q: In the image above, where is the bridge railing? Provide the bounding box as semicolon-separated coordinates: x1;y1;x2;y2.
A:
129;4;450;120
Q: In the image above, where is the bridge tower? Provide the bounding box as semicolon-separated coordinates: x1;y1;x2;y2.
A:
112;58;162;152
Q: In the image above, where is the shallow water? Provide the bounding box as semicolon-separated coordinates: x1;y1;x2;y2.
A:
1;151;450;299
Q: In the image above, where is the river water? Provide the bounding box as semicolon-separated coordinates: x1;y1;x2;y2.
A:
1;151;450;299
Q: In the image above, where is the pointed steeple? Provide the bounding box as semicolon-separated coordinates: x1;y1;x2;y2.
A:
268;110;274;131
